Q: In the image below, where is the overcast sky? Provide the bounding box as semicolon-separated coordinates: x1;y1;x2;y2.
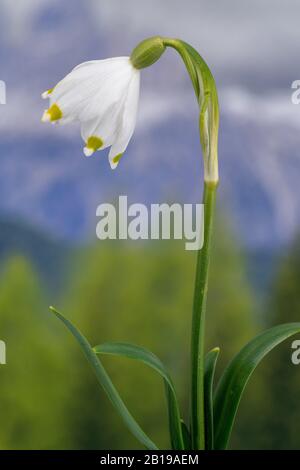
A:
0;0;299;135
1;0;300;90
90;0;300;88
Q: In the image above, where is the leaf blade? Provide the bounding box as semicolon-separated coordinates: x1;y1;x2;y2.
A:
50;307;158;450
94;342;173;387
204;347;220;450
180;420;191;450
214;322;300;449
94;342;185;450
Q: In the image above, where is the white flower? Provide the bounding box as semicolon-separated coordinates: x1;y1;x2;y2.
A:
41;57;140;169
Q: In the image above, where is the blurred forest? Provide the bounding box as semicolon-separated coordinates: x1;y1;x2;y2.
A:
0;216;299;450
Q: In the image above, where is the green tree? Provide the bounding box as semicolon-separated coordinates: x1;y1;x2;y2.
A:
0;256;71;449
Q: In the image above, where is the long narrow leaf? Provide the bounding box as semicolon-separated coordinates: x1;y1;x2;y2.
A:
94;342;185;450
180;420;191;450
214;322;300;450
50;307;158;450
204;347;220;450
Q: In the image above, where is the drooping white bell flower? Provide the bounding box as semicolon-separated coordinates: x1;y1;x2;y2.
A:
41;57;140;169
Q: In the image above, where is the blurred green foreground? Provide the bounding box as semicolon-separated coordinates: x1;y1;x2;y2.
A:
0;218;299;450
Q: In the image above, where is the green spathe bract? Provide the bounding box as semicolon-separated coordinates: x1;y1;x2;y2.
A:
131;36;219;185
162;38;219;185
49;36;300;451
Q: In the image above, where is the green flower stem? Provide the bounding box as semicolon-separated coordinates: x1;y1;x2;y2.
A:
191;182;217;449
161;37;219;449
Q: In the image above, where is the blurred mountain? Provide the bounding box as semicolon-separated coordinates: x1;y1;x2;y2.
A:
0;108;299;251
0;218;71;292
0;0;299;251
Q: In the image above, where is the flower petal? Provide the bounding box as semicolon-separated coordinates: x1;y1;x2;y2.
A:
83;136;104;157
51;58;129;102
81;99;126;156
41;103;63;122
79;60;133;122
108;70;140;169
48;58;132;124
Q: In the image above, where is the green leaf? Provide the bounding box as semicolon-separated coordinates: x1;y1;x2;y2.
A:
180;420;191;450
214;322;300;450
204;347;220;450
50;307;158;450
94;342;185;450
94;342;173;386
